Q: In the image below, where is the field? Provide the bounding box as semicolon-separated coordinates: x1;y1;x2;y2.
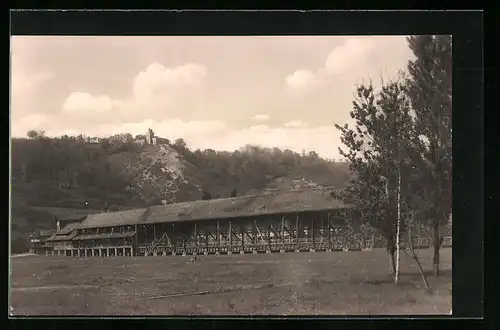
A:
10;248;452;316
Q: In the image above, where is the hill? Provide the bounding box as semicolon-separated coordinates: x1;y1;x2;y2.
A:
10;133;352;252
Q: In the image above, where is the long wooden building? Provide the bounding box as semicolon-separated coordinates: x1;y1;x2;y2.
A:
37;188;451;257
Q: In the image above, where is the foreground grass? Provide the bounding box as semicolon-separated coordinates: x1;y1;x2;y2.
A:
10;248;451;316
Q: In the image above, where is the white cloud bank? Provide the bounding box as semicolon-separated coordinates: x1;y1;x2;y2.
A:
285;69;318;90
283;120;306;128
10;54;55;135
61;62;207;121
252;114;270;122
63;92;117;112
42;119;344;160
13;61;346;160
285;36;401;91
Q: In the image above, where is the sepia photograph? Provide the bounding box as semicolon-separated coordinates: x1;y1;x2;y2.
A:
10;34;452;316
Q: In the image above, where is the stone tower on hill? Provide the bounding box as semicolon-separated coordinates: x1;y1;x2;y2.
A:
146;128;157;145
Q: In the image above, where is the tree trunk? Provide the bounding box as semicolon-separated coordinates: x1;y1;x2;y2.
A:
390;250;396;275
433;221;441;276
407;221;429;289
387;237;396;275
395;169;401;284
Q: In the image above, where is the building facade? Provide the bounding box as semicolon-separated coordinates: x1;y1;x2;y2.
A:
32;189;452;257
29;229;55;254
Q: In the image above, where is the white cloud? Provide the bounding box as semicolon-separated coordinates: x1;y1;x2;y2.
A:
63;92;118;113
10;54;56;136
324;38;376;75
211;124;343;160
59;62;208;120
43;119;344;160
11;55;55;96
11;113;53;137
132;62;207;101
285;69;317;89
285;37;392;91
10;54;54;107
283;120;306;128
252;114;270;122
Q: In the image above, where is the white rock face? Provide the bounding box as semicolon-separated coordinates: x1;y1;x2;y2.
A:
126;145;200;203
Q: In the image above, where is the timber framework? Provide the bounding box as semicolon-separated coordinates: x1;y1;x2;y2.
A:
33;189;452;257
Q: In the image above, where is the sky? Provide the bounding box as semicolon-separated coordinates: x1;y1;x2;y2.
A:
10;36;414;160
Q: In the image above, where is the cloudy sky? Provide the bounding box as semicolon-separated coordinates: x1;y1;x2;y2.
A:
11;36;414;160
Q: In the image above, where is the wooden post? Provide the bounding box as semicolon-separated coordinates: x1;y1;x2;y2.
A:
216;221;220;249
134;224;139;256
172;224;175;250
153;224;157;242
194;223;197;250
281;216;285;249
328;213;332;250
205;228;209;251
311;216;315;250
228;221;232;248
268;221;271;250
252;219;257;246
296;214;299;243
241;224;245;250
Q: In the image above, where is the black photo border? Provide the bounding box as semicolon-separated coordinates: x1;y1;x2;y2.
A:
7;8;485;330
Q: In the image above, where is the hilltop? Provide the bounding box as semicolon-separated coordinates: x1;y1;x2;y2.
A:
10;131;351;252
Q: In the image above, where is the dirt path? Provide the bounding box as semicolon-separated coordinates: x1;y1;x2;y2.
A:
11;285;99;292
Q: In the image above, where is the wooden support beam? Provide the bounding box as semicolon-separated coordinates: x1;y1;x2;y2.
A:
328;213;331;250
217;222;220;248
134;224;139;253
165;231;172;246
153;224;157;242
205;229;209;250
229;221;232;247
312;216;315;249
241;224;245;249
281;216;285;248
268;223;271;249
194;223;197;248
244;231;254;240
296;214;299;243
172;224;175;248
252;219;257;245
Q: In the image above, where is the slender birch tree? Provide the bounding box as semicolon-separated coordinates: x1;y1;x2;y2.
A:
335;79;415;277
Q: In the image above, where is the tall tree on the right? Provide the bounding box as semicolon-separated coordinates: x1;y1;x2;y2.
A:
405;35;452;276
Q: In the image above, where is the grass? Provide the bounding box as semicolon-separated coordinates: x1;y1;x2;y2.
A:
10;248;451;316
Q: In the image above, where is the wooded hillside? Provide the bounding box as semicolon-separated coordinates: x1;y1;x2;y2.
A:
11;133;351;252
